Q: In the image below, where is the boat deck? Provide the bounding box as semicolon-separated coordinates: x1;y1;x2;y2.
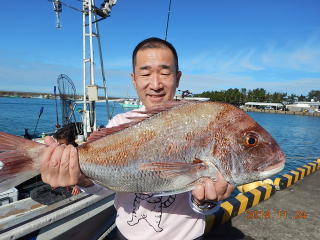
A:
204;169;320;240
0;192;116;239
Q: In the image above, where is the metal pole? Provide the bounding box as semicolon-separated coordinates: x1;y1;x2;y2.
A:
92;5;111;122
88;1;95;86
83;0;88;140
90;0;97;131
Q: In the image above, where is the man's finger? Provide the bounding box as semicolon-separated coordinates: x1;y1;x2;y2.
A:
223;184;236;199
44;136;56;145
59;145;72;185
39;144;58;183
69;146;82;183
203;178;218;202
39;143;59;174
215;171;236;200
215;171;229;199
48;145;66;186
192;184;205;203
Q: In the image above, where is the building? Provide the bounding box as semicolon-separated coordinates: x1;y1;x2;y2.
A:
244;102;283;110
286;101;320;113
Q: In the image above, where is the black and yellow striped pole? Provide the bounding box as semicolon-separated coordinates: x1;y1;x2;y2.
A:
205;183;275;233
274;159;320;190
205;158;320;232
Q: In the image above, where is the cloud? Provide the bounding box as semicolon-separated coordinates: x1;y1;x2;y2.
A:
104;58;132;69
1;30;320;98
179;73;320;96
181;30;320;75
261;37;320;72
179;73;253;92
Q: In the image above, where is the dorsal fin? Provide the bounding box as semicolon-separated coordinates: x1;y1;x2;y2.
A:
85;100;192;143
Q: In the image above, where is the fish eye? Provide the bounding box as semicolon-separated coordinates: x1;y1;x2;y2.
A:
244;133;259;147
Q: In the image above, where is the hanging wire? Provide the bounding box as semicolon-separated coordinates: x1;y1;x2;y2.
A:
48;0;84;12
61;2;84;12
164;0;172;41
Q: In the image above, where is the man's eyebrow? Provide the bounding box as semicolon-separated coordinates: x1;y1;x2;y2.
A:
139;65;151;71
160;64;171;70
138;64;172;71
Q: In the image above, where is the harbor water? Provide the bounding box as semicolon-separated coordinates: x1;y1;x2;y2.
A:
1;97;320;181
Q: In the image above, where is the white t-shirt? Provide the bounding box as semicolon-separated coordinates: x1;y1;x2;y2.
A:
79;107;207;240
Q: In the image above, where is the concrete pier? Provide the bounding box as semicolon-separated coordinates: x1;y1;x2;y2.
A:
204;169;320;240
244;108;320;117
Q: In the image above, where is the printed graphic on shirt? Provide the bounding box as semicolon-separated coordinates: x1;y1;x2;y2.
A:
127;193;176;232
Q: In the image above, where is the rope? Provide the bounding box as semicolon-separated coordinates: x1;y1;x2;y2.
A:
48;0;84;12
164;0;172;41
98;222;117;240
61;1;84;12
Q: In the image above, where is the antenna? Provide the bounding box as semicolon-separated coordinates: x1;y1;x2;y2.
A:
165;0;172;41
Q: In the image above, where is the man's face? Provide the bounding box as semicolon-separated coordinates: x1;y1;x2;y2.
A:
131;47;182;109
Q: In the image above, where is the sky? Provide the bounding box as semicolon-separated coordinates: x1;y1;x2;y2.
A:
0;0;319;98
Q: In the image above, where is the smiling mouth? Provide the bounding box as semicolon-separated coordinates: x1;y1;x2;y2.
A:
149;94;165;100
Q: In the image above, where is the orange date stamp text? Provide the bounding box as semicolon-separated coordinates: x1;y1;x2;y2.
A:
247;210;306;219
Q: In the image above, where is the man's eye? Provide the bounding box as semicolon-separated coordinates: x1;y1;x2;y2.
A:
140;72;150;76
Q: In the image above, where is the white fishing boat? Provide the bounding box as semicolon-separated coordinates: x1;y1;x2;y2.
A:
30;95;44;99
0;1;119;239
175;90;210;102
119;98;143;108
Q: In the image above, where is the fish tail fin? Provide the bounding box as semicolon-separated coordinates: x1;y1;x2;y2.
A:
0;131;46;193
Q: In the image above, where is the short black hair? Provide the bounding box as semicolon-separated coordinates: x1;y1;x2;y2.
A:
132;37;179;74
53;124;78;147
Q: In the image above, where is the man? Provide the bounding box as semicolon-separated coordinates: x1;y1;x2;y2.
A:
40;37;235;240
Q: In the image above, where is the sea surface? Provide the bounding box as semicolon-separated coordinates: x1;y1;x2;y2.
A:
1;97;320;181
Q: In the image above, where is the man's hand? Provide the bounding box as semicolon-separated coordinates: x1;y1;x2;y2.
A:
71;185;81;196
191;171;235;206
40;136;93;188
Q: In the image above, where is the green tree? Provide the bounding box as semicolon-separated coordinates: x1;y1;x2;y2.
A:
287;93;297;104
240;88;247;105
270;92;287;103
308;90;320;102
297;94;307;101
252;88;267;102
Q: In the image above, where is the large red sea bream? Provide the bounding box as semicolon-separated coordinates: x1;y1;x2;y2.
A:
0;101;286;194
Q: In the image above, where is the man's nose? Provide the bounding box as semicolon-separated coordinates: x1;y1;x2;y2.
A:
150;74;163;90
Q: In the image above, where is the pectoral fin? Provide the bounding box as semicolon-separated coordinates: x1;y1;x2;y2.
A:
139;159;208;179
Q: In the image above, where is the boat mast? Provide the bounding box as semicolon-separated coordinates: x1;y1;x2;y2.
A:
82;0;117;140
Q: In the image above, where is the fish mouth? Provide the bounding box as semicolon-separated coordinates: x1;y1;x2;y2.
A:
260;162;285;179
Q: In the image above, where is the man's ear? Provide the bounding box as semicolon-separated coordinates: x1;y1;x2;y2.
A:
131;73;137;89
176;71;182;88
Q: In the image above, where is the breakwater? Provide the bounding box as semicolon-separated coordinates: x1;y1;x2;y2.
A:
0;90;121;100
244;108;320;117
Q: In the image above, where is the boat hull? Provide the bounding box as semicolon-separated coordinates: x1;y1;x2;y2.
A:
119;103;143;108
